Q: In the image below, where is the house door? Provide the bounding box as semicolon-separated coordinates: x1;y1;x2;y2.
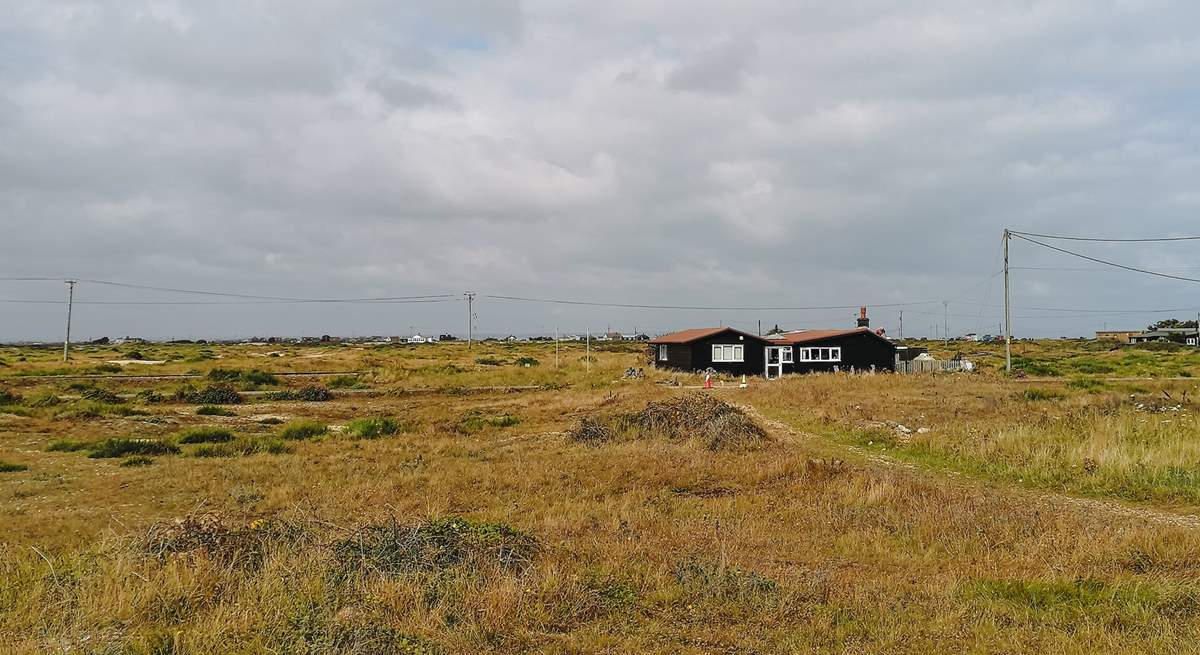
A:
765;347;784;379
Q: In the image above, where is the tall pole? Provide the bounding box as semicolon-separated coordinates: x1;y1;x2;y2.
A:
1004;229;1012;373
586;327;591;374
555;325;559;369
465;292;475;350
943;300;949;343
63;279;76;361
899;310;903;340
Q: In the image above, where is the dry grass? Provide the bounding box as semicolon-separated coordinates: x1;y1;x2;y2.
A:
3;340;1200;652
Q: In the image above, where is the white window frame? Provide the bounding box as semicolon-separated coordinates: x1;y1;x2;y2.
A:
780;346;793;363
657;344;669;361
798;346;841;362
711;344;744;363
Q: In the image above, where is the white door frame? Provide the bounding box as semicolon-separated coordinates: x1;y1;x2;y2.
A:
764;346;784;379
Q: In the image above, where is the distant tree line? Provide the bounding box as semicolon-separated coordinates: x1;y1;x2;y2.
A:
1147;319;1199;331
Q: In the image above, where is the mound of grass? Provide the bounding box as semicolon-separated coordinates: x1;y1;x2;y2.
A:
333;517;539;580
121;456;155;467
344;417;402;439
258;417;285;425
182;384;243;405
567;417;614;445
136;389;166;404
460;411;520;432
514;356;540;367
280;421;328;440
142;512;300;567
207;368;279;386
474;357;504;366
77;386;124;404
87;438;180;459
326;375;364;389
268;386;333;402
196;405;236;416
47;439;92;453
192;437;292;458
674;558;777;602
0;461;28;473
176;427;235;444
636;394;770;451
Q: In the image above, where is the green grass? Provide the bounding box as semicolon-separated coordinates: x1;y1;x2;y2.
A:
280;421;328;440
460;412;520;432
966;578;1200;618
46;439;92;453
0;461;28;472
176;427;235;444
86;439;180;459
1021;387;1064;401
196;405;237;417
120;456;155;467
344;417;402;439
191;437;292;458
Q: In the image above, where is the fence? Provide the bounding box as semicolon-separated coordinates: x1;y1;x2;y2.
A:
895;357;973;374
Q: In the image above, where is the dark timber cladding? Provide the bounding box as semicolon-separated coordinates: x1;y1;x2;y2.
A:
767;328;897;374
649;327;768;376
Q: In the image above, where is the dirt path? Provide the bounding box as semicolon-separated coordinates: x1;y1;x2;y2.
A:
739;403;1200;531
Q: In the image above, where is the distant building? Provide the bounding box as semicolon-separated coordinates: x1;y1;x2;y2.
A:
1130;328;1198;346
1096;330;1142;343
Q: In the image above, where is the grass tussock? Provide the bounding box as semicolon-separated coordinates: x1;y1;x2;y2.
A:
87;438;180;459
344;417;402;439
268;386;334;402
280;420;328;440
46;439;92;453
0;460;28;472
207;367;279;386
570;394;771;451
196;405;237;416
191;436;292;458
333;517;539;580
176;427;235;444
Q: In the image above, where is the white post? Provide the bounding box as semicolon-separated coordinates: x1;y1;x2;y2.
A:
63;279;76;362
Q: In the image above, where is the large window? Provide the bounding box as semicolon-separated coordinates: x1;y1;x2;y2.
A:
657;344;668;361
798;346;841;362
780;346;793;363
712;344;744;362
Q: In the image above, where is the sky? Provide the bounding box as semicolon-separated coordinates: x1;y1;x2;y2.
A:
3;0;1200;341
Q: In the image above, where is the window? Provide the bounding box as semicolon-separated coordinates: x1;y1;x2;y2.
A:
657;344;669;361
780;346;793;363
798;347;841;362
712;344;744;362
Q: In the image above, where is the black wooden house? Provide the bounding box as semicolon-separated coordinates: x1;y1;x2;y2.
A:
650;323;896;378
649;327;768;377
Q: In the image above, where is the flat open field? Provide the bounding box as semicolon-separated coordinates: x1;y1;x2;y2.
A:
4;339;1200;653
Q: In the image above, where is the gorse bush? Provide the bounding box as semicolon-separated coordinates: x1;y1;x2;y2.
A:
87;439;180;459
176;427;235;444
344;417;402;439
280;421;327;440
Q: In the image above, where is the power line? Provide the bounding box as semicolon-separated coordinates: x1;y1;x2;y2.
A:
479;294;942;311
1009;230;1200;243
1011;233;1200;285
0;298;460;306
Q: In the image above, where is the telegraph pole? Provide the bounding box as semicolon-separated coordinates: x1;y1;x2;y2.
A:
899;310;904;340
943;300;949;342
465;292;475;350
1004;229;1012;373
63;279;77;361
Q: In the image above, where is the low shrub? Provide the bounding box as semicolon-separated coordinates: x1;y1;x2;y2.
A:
177;427;235;444
514;356;540;367
326;375;364;389
196;405;236;416
77;385;124;404
207;368;278;386
474;357;504;366
267;386;333;402
258;417;285;425
344;417;402;439
183;384;243;405
87;438;180;459
567;417;614;445
24;391;62;408
0;388;21;405
136;389;166;403
280;421;328;440
0;461;28;473
121;456;155;467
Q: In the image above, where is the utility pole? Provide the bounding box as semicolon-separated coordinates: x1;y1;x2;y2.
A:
1004;229;1012;373
899;310;904;340
465;292;475;350
555;325;559;369
943;300;949;343
586;328;591;374
63;279;76;361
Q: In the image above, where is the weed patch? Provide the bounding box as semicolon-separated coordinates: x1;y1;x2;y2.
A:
345;417;402;439
280;420;328;440
87;438;180;459
333;517;539;580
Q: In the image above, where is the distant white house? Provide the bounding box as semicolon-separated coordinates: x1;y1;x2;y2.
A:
408;333;435;344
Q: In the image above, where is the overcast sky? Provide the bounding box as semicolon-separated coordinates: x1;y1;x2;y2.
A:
3;1;1200;341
